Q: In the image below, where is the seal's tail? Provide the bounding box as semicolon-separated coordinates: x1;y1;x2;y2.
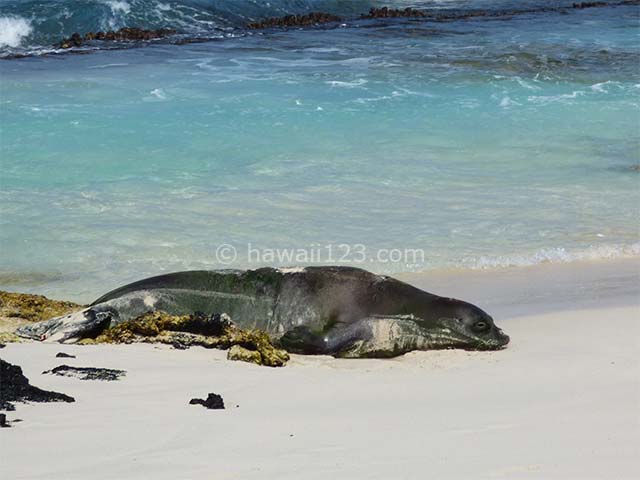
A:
15;308;114;343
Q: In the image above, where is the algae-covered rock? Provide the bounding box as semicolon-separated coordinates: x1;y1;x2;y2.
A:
227;345;262;365
0;332;22;344
95;311;232;344
93;311;290;367
225;328;290;367
0;290;82;323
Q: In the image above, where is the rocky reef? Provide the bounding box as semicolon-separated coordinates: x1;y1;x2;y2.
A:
59;27;177;49
361;1;639;21
0;358;75;411
247;12;342;29
83;311;290;367
43;365;126;381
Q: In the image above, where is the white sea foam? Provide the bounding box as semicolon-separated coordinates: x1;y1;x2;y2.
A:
514;76;540;90
499;96;520;108
591;82;609;93
149;88;167;100
463;243;640;270
326;79;368;88
278;267;306;274
528;90;586;104
0;16;33;48
104;0;131;15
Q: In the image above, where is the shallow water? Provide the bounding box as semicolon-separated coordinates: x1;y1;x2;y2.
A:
1;0;639;301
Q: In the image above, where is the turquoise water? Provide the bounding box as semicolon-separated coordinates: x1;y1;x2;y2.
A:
1;1;639;301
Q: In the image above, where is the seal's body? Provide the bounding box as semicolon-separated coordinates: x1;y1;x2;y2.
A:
16;267;509;357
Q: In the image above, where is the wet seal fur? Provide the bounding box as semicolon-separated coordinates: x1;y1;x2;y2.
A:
16;267;509;358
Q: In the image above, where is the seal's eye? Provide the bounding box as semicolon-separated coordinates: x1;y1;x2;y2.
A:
473;321;490;332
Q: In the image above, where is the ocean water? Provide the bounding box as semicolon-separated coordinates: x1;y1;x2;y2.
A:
0;0;639;301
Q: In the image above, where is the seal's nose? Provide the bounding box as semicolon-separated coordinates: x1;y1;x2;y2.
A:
496;328;510;346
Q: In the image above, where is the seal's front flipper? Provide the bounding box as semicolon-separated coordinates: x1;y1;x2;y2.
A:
277;326;327;354
15;307;115;343
325;315;433;358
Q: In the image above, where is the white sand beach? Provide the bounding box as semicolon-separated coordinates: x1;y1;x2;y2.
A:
1;259;639;480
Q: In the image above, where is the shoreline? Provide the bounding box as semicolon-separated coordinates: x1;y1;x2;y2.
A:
1;256;637;317
399;256;640;319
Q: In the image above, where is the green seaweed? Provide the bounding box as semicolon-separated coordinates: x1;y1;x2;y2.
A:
0;290;83;323
93;311;289;367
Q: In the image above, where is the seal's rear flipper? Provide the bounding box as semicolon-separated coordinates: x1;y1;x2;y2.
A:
15;308;115;343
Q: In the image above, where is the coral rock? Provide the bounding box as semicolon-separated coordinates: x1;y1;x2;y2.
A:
227;345;262;365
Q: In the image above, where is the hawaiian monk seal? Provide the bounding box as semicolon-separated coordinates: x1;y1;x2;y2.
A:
16;266;509;357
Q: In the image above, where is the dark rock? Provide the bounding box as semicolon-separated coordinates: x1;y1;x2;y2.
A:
189;393;225;410
0;413;8;427
55;352;76;358
573;2;608;7
361;7;427;19
247;12;342;30
43;365;125;381
0;344;5;349
361;2;638;22
0;358;75;411
59;27;177;49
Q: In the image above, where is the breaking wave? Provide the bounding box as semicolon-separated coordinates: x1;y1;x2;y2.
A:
1;0;636;57
0;0;377;56
0;16;33;47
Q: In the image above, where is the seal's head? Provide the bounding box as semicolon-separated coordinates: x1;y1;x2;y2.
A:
435;299;509;350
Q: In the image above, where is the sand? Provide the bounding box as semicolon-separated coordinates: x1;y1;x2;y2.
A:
1;259;639;479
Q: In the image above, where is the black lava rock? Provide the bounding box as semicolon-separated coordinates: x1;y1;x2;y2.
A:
55;352;76;358
361;7;427;19
43;365;125;381
361;1;638;22
247;12;342;29
59;27;176;49
0;359;75;411
189;393;225;410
